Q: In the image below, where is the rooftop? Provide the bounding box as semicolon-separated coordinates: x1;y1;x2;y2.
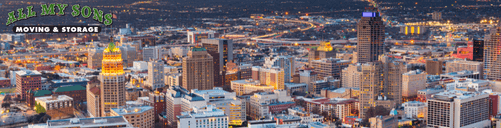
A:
53;85;86;93
177;105;226;119
432;90;488;101
35;95;73;103
111;105;153;115
46;116;131;128
16;70;41;76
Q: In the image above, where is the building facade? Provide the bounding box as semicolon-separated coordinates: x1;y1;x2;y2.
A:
356;10;385;63
16;70;41;99
311;58;351;79
110;105;154;128
182;47;214;91
100;42;127;116
147;60;165;90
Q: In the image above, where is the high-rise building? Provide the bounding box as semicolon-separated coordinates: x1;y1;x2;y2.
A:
426;58;446;75
342;64;363;88
16;70;41;99
142;46;163;61
119;45;137;67
381;56;407;105
182;47;214;91
426;90;490;128
86;84;101;117
356;10;385;63
148;92;167;122
187;31;217;44
251;66;285;90
147;60;165;90
88;47;105;69
445;60;483;77
402;70;427;98
358;62;384;118
311;58;351;79
100;42;127;116
472;39;484;62
264;56;295;82
202;38;233;87
308;41;336;64
484;23;501;80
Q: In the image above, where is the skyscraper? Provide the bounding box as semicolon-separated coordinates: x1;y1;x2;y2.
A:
147;60;165;90
100;42;126;116
381;56;407;105
264;56;295;82
472;39;484;62
356;9;385;63
202;38;233;87
88;47;105;69
484;23;501;80
182;47;214;91
358;62;384;118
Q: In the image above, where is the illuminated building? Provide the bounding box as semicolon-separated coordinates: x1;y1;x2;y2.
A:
311;58;351;79
264;56;295;83
110;105;154;128
357;62;385;118
147;60;165;90
251;66;285;90
356;10;384;63
187;31;216;44
402;101;426;119
484;22;501;80
381;56;407;105
182;47;214;91
16;70;41;99
230;79;274;95
402;70;427;98
308;41;336;64
100;41;127;116
202;38;233;87
400;26;427;35
472;39;484;62
192;87;246;126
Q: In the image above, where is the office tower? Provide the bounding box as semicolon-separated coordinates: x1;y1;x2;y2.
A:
381;56;407;105
202;38;233;87
308;41;336;64
187;31;216;44
342;64;363;88
264;56;295;82
311;58;351;79
87;47;105;69
402;70;427;98
182;47;214;91
472;39;484;62
147;60;165;90
445;60;483;77
100;42;126;116
148;92;167;122
356;10;385;63
251;66;285;90
87;84;101;117
484;23;501;80
427;90;490;128
119;45;137;67
110;105;154;128
358;62;384;119
192;87;247;126
16;70;41;99
177;105;228;128
231;79;274;95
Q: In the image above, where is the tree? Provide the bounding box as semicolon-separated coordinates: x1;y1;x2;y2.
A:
311;106;321;114
35;102;46;114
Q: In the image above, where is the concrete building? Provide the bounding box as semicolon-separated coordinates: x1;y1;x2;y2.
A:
187;31;216;44
381;56;407;105
444;77;490;92
99;42;127;116
230;79;274;96
358;62;385;118
402;70;427;98
298;69;318;91
308;41;336;64
342;63;363;88
311;57;351;79
119;45;138;67
143;46;162;61
432;11;442;20
252;66;285;90
182;47;214;91
402;101;426;119
250;90;294;119
369;115;398;128
426;90;490;128
16;70;41;99
165;73;182;87
426;58;446;75
192;87;246;126
202;38;233;87
416;87;444;103
321;87;360;99
297;97;359;120
110;105;154;128
284;83;308;95
133;61;148;71
356;10;384;63
176;105;228;128
440;70;481;79
264;56;295;83
147;60;165;90
310;76;340;96
171;47;189;58
445;60;483;78
86;85;101;117
164;86;207;127
87;47;105;69
36;116;134;128
35;94;74;119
